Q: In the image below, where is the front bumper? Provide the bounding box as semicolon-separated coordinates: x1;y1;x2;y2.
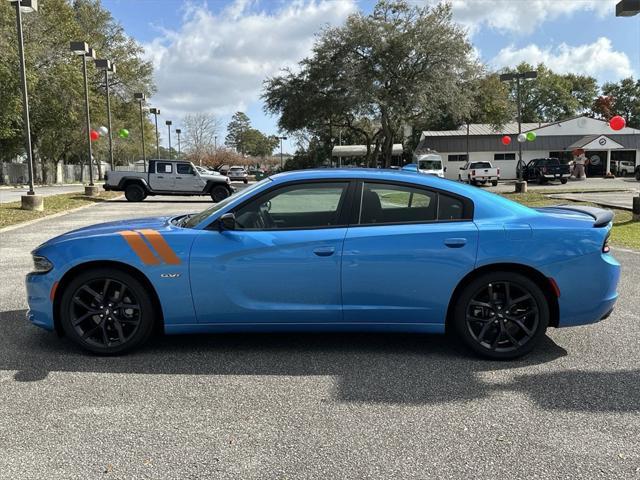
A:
25;272;56;331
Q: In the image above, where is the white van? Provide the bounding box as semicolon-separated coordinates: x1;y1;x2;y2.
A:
414;153;445;178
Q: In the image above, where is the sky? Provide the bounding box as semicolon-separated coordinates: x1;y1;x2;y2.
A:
102;0;640;153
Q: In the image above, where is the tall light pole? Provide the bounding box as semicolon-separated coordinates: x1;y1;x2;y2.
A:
277;136;288;170
175;128;182;158
70;41;98;195
616;0;640;16
165;120;172;159
500;70;537;192
9;0;42;210
149;107;160;159
95;59;115;171
134;93;146;170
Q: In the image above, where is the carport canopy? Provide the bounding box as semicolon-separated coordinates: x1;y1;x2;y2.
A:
566;135;624;174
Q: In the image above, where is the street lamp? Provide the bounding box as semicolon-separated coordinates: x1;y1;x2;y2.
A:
8;0;42;210
500;70;537;191
149;107;160;159
276;136;288;170
165;120;172;159
70;41;98;195
175;128;182;158
616;0;640;16
134;93;146;170
95;59;115;171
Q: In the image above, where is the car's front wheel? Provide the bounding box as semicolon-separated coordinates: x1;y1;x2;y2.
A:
210;185;230;202
59;268;156;354
453;271;549;360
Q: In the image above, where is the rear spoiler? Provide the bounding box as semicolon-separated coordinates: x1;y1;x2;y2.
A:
538;205;614;227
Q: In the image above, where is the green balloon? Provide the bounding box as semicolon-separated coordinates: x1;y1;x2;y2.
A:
118;128;129;139
526;131;536;141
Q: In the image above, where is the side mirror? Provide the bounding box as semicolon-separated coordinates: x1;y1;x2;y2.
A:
219;212;236;231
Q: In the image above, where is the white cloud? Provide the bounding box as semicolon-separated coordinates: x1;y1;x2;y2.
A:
143;0;356;119
491;37;634;81
429;0;617;35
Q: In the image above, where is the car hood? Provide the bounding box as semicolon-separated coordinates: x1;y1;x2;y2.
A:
36;216;173;248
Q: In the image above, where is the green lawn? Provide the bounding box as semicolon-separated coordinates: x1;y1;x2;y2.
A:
0;191;121;229
502;191;639;251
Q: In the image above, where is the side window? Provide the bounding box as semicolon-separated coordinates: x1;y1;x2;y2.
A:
438;193;464;220
360;183;437;224
156;162;173;174
177;164;194;175
234;182;349;230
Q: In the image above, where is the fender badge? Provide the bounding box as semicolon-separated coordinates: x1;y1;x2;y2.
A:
160;273;181;278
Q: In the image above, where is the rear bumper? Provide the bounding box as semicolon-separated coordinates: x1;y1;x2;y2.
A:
540;251;620;327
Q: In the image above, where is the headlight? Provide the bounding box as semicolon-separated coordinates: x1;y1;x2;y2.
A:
32;255;53;273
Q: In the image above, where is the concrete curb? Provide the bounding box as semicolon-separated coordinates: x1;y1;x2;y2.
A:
0;195;123;234
546;194;633;212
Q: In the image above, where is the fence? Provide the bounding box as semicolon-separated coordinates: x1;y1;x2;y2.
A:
0;162;117;185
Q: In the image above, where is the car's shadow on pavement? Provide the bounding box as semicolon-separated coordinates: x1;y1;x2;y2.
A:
2;309;638;411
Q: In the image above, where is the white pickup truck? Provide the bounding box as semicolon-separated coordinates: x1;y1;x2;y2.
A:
458;161;500;186
104;160;234;202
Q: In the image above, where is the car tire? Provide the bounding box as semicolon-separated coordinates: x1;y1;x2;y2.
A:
452;271;549;360
560;178;568;184
59;267;156;355
210;185;230;202
537;174;546;185
635;169;640;181
491;180;498;186
124;184;146;202
619;170;626;177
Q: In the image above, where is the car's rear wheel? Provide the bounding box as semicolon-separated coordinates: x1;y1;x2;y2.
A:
560;178;568;184
453;272;549;360
124;184;146;202
491;180;498;186
210;185;230;202
537;174;546;185
59;268;155;355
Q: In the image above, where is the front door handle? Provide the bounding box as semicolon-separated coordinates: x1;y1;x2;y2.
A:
313;246;336;257
444;238;467;248
156;175;164;179
176;177;182;179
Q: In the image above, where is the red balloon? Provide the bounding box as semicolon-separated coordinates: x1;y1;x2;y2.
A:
609;115;626;131
90;129;100;141
501;135;511;145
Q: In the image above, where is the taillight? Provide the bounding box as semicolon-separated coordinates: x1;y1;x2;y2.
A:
471;170;475;175
603;232;611;253
497;168;500;175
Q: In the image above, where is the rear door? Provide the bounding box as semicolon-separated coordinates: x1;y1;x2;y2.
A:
341;181;478;325
149;161;175;191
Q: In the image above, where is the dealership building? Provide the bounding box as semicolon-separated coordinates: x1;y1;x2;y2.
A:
416;115;640;180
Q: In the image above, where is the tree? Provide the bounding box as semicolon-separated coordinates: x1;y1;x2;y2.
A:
264;1;478;167
225;112;251;154
243;129;278;157
598;77;640;129
181;113;221;165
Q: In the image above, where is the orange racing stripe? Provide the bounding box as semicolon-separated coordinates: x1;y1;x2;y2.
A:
137;229;181;265
117;230;161;265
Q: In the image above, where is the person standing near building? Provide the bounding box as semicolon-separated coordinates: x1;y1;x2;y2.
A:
572;149;587;180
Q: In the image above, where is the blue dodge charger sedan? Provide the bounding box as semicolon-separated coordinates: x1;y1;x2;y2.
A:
26;169;620;359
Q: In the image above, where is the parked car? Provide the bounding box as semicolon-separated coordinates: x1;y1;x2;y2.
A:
521;158;570;184
227;166;249;183
28;169;619;359
104;160;233;202
414;153;445;178
458;161;500;186
195;165;221;176
615;160;636;177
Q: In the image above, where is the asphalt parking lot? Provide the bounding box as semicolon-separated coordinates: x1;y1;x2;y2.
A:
0;195;639;479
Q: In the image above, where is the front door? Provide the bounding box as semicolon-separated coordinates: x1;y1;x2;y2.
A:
175;163;205;192
149;161;175;191
341;181;478;324
189;181;353;324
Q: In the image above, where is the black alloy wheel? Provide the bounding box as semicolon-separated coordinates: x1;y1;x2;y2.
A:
453;272;549;359
211;185;230;202
60;268;155;354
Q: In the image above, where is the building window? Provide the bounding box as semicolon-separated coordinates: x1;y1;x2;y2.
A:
494;153;516;161
447;154;468;162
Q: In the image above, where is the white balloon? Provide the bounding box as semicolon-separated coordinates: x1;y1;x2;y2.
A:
98;126;108;136
517;133;527;143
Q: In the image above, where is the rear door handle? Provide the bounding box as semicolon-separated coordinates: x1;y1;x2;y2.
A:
176;177;182;179
313;246;336;257
157;175;164;179
444;238;467;248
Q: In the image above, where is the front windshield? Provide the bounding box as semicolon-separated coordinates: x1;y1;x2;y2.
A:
418;160;442;170
181;178;272;228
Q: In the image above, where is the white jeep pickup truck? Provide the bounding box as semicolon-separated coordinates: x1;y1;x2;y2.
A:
104;160;234;202
458;161;500;186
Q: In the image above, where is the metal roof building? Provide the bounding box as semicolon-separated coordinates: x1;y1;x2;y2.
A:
416;115;640;180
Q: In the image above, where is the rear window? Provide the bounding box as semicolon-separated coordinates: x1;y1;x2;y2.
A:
156;162;173;173
470;162;492;169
